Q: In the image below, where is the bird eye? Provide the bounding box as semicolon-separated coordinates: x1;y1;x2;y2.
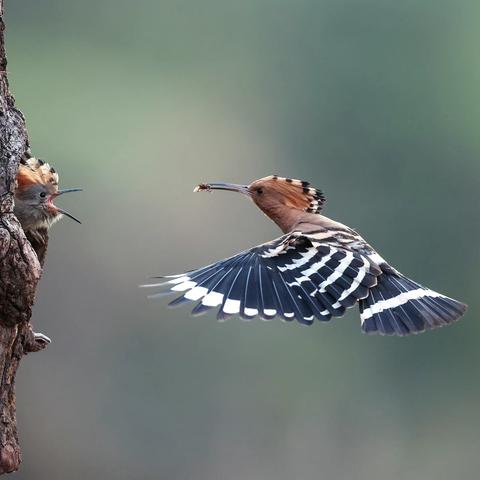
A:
256;188;264;195
39;192;47;198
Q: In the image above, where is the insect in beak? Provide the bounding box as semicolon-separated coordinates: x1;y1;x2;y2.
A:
194;183;250;196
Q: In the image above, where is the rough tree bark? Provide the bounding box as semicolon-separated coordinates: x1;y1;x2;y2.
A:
0;1;50;474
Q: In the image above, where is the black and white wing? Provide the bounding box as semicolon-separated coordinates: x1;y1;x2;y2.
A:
358;262;467;335
143;232;382;325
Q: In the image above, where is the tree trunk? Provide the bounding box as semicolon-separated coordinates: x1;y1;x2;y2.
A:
0;1;49;474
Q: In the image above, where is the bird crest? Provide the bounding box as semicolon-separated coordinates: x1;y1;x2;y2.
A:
251;175;325;214
17;157;59;190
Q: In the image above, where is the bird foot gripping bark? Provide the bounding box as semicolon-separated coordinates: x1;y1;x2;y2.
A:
24;325;51;353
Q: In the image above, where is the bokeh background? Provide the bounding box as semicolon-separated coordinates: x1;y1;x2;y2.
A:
6;1;480;479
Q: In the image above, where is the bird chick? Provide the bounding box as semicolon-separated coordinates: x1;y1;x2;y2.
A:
145;175;467;336
15;157;81;231
15;156;81;263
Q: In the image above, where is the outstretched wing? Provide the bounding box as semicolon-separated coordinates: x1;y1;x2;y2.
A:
144;232;382;325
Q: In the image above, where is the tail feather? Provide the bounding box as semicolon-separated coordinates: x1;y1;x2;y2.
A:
359;271;467;336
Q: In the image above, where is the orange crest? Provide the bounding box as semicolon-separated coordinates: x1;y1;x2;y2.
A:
17;157;59;190
250;175;325;213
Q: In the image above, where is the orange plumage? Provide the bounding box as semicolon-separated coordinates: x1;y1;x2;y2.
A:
17;157;59;190
249;175;325;213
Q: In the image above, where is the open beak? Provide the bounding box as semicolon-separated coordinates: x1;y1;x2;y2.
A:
56;188;83;196
52;188;83;224
56;207;82;224
193;182;250;196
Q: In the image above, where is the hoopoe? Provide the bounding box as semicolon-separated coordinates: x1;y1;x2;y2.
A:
144;175;467;336
15;156;81;263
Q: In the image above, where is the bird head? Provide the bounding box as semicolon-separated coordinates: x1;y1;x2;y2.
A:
194;175;325;232
15;157;82;231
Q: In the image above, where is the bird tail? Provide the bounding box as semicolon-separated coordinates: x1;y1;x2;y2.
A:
359;269;467;336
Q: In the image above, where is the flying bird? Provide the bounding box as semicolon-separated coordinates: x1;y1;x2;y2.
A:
15;155;82;264
144;175;467;336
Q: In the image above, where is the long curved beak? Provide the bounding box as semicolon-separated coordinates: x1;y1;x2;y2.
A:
193;182;250;196
52;188;83;224
56;188;83;196
56;208;82;224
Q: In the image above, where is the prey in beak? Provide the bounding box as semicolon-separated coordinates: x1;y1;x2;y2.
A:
194;182;250;196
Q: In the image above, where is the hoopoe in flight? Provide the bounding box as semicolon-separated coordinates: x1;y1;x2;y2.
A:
144;175;467;336
15;155;81;264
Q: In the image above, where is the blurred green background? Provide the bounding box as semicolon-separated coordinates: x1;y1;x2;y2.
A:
6;1;480;479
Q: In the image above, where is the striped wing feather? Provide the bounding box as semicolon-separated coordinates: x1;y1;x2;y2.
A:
145;233;382;324
359;270;467;335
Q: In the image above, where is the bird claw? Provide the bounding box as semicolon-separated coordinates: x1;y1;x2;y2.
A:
34;332;51;345
24;328;51;353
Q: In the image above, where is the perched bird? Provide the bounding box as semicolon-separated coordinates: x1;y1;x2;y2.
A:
15;156;81;264
145;175;467;336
